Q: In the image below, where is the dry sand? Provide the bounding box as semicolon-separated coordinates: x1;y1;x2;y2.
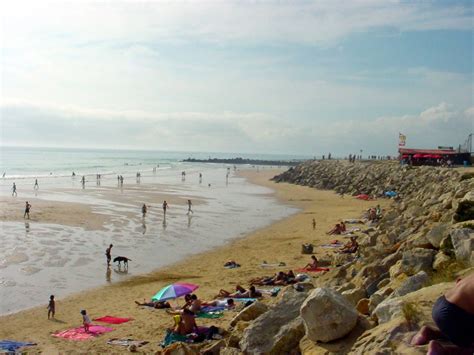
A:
0;169;390;354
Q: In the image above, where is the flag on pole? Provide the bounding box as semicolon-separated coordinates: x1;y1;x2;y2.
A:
399;133;406;146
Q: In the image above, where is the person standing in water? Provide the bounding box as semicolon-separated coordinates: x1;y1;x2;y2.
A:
142;204;147;217
34;179;39;190
105;244;113;267
187;200;193;214
12;182;17;196
24;201;31;219
163;201;168;216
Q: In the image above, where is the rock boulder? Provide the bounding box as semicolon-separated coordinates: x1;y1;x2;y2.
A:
300;287;358;343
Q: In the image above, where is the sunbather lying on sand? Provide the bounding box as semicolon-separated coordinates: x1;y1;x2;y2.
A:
202;299;235;309
217;285;247;298
338;236;359;254
218;285;262;298
250;271;298;286
135;300;171;309
411;273;474;354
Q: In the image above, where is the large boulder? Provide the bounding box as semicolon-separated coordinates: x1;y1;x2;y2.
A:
239;287;309;354
391;271;429;298
230;301;268;326
400;248;436;275
342;287;367;306
433;252;452;270
300;287;358;343
453;191;474;222
425;223;449;248
269;317;305;354
450;228;474;265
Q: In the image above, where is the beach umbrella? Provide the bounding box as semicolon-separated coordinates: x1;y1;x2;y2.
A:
151;282;199;301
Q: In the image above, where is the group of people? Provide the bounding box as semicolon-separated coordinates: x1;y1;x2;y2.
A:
367;204;382;222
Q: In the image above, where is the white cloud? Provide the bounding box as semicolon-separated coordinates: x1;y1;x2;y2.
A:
1;99;471;155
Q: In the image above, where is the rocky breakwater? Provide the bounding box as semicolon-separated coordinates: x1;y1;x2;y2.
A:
163;162;474;354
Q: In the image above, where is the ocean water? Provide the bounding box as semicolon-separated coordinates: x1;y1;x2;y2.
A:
0;146;302;315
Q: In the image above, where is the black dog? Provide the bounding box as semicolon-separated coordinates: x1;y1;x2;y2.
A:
113;256;132;267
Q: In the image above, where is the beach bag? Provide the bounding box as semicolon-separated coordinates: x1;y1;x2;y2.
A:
301;243;314;254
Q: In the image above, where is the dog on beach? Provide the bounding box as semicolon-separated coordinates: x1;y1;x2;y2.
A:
113;256;132;267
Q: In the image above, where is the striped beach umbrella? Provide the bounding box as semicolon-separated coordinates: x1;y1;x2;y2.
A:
151;282;199;301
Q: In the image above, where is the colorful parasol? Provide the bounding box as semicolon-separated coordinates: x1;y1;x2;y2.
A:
151;282;199;301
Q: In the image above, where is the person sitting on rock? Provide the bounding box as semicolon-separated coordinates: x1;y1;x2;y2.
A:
338;236;359;254
410;273;474;354
327;223;343;235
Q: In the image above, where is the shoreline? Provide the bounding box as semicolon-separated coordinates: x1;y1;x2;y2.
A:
0;169;390;353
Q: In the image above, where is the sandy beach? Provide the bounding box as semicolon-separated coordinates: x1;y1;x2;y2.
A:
0;169;390;354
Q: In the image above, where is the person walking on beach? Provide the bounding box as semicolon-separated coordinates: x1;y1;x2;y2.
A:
47;295;55;319
34;179;39;190
187;200;193;214
24;201;31;219
12;182;17;196
142;204;147;217
312;218;316;230
106;244;113;267
163;200;168;216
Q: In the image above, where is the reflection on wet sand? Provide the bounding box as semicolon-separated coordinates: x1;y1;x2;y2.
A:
114;264;128;275
106;267;111;282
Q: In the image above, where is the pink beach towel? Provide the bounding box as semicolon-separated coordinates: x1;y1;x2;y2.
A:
296;267;330;273
94;316;132;324
52;325;114;341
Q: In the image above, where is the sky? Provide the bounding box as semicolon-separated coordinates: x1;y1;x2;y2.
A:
0;0;473;156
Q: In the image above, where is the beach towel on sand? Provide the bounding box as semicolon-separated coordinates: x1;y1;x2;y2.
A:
52;325;113;340
196;311;223;319
296;267;330;273
107;338;148;347
94;316;132;324
0;340;37;352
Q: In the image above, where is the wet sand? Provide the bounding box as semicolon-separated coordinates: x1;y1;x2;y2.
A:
0;169;390;354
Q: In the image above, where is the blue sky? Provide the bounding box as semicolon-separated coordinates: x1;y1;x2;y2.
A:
0;1;472;156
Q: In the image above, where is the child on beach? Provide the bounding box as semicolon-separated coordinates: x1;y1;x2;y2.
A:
47;295;55;319
80;309;91;332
